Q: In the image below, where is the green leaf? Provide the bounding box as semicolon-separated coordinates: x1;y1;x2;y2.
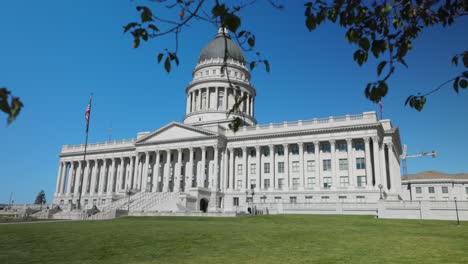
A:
123;22;138;33
157;53;163;63
225;13;241;33
463;52;468;68
346;28;359;43
133;37;140;48
353;50;368;66
263;60;270;73
377;61;387;76
460;79;467;89
250;61;256;70
164;57;171;73
453;77;460;93
359;38;370;51
247;36;255;48
148;24;159;32
383;4;392;13
212;4;226;17
139;7;153;23
306;15;316;31
8;97;23;125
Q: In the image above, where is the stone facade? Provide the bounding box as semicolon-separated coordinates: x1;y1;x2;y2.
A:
53;28;403;213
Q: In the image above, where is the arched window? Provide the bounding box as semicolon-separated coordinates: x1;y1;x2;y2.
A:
218;91;224;109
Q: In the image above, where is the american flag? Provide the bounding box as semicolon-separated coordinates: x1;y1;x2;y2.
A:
85;96;92;132
378;100;383;120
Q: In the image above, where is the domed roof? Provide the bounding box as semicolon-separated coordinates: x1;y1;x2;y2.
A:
198;28;245;63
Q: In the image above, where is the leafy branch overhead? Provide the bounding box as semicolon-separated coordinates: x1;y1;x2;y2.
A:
305;0;467;111
0;87;23;126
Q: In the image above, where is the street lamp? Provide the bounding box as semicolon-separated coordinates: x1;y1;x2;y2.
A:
378;184;383;200
125;188;135;213
245;184;255;214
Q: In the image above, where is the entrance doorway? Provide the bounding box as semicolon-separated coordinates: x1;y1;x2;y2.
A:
200;198;209;213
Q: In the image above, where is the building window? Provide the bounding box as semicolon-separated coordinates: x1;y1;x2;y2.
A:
465;187;468;194
237;180;243;189
202;92;207;109
307;177;316;188
338;142;347;152
323;159;332;171
356;196;365;202
338;196;347;201
263;148;270;157
357;176;367;187
290;196;297;204
101;199;106;205
339;159;348;170
264;179;270;189
250;149;256;157
260;196;266;203
278;179;285;189
415;187;422;194
292;146;299;155
213;69;216;74
264;163;270;173
237;164;243;176
355;142;365;151
218;92;224;108
292;178;300;190
84;199;88;205
233;197;239;206
307;160;315;172
305;196;313;203
428;187;435;193
306;144;315;154
278;162;285;173
292;161;300;172
323;177;332;188
339;176;349;187
321;143;331;153
321;196;330;202
250;179;256;189
277;146;284;156
441;186;449;194
236;150;243;157
250;163;256;174
356;158;366;170
275;196;282;203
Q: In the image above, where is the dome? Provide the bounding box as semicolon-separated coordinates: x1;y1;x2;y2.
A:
198;28;245;63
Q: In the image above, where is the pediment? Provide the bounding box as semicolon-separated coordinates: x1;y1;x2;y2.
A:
136;122;217;144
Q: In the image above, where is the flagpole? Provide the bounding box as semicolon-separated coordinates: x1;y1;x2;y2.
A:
77;94;92;210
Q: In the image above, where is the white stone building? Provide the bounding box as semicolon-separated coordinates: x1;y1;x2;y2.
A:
401;171;468;201
53;28;403;213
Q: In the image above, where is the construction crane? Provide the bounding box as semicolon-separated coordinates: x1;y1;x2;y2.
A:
400;144;437;176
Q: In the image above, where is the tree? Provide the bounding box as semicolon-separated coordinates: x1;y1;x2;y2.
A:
0;87;23;126
124;0;466;130
34;190;46;208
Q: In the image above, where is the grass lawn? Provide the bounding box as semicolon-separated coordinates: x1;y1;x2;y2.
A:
0;215;467;264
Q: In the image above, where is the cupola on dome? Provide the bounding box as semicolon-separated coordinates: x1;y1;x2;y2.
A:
198;28;245;63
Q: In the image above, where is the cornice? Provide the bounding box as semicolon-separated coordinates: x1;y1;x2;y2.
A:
185;78;256;95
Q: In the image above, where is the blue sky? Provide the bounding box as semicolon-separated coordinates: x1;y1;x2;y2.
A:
0;1;467;203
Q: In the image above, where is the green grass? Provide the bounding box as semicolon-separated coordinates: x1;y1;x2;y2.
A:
0;215;467;264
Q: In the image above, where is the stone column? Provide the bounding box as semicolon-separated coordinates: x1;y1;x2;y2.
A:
175;148;182;192
82;161;90;194
223;149;229;190
330;140;337;190
198;89;203;110
108;158;116;193
314;141;321;188
269;145;275;189
66;162;74;195
200;147;206;187
380;142;388;191
224;87;228;111
141;152;150;192
152;151;160;192
116;157;124;192
55;162;63;195
372;136;381;187
163;150;171;192
128;156;135;189
283;144;290;190
255;145;261;190
346;139;354;187
364;137;373;187
387;142;395;192
98;160;107;194
187;148;193;189
298;142;304;190
207;88;211;110
242;146;247;190
229;148;235;190
59;162;67;195
213;146;219;190
74;161;82;196
215;87;219;110
90;160;98;194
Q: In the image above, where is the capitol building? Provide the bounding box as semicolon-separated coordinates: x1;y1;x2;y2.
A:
53;28;404;214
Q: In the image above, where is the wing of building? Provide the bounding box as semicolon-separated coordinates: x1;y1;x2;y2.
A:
53;28;403;213
401;171;468;201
